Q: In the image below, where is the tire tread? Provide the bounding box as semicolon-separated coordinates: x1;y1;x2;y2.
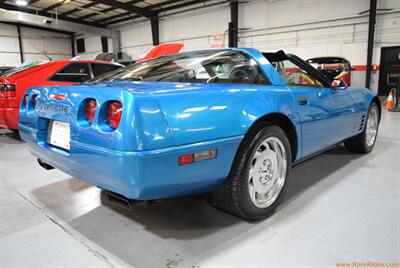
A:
211;124;291;220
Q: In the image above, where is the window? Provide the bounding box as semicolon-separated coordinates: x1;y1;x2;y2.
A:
50;63;90;83
0;67;14;75
91;63;121;77
92;50;269;85
271;59;323;87
101;36;108;53
76;38;85;53
0;62;46;77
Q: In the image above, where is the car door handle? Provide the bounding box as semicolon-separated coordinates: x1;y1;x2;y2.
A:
297;96;308;105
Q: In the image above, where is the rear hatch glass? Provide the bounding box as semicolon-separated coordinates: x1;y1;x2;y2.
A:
0;62;47;77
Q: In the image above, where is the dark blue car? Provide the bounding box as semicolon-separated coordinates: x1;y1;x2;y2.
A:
19;48;380;220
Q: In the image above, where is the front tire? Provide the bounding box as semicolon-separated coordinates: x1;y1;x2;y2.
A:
345;103;379;154
211;124;291;220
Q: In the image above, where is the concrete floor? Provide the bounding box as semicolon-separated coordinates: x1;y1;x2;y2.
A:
0;111;399;268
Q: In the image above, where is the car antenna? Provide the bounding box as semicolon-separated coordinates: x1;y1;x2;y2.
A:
27;40;53;61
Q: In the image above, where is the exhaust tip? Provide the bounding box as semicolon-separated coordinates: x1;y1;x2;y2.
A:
102;190;146;210
37;159;54;170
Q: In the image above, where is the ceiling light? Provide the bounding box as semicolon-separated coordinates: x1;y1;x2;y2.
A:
15;0;28;6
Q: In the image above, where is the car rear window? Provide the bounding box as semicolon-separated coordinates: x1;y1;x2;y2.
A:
91;63;122;77
0;63;45;77
49;63;91;83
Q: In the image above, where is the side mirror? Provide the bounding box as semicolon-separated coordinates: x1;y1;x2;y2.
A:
331;79;347;89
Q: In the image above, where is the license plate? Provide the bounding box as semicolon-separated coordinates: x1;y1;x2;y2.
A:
47;120;70;150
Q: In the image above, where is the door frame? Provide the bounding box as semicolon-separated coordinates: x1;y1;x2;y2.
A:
378;46;400;96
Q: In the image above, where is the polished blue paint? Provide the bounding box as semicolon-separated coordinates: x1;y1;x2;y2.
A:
19;48;378;200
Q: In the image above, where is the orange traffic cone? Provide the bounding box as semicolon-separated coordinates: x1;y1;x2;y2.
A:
386;91;394;109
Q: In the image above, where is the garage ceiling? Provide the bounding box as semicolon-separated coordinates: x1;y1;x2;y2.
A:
0;0;211;28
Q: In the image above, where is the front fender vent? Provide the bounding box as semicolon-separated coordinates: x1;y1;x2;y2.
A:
358;114;367;131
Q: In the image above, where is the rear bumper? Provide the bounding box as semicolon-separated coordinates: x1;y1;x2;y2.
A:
19;123;242;200
0;107;18;129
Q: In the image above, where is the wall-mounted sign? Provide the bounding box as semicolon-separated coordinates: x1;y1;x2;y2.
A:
211;34;224;48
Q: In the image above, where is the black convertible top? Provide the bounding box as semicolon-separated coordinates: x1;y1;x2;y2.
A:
262;50;287;62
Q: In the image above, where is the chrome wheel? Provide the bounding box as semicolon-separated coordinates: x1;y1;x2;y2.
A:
248;137;287;208
365;107;378;147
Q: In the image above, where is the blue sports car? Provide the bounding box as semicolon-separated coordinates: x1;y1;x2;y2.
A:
19;48;380;220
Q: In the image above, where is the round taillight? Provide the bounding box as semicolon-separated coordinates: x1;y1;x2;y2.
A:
107;101;122;130
85;99;97;124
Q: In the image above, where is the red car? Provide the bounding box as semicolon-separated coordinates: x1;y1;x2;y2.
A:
0;60;122;131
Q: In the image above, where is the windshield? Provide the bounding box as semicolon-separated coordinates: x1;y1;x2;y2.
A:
91;50;269;85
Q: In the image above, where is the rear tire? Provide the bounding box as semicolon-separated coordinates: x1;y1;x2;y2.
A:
345;103;379;154
11;129;21;140
211;124;291;221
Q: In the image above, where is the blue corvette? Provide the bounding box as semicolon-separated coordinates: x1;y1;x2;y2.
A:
19;48;380;220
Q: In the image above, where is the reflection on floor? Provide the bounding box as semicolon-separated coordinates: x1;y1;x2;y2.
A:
1;111;399;267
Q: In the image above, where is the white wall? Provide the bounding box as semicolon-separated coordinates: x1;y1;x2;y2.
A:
238;0;400;62
117;0;400;92
0;23;72;65
119;22;153;59
119;5;229;59
0;23;21;66
20;27;72;62
74;35;114;59
0;23;112;64
74;35;102;59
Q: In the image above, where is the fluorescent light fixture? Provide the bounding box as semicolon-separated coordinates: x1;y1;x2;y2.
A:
15;0;28;6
